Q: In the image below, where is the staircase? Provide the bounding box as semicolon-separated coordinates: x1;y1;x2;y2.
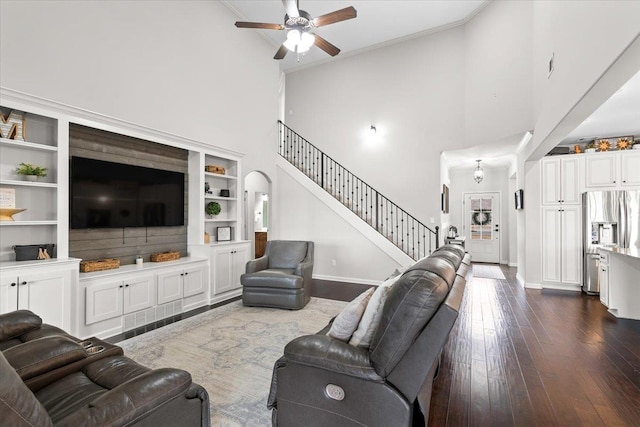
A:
278;121;439;261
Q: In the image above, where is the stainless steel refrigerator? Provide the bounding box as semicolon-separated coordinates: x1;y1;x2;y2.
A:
582;191;640;294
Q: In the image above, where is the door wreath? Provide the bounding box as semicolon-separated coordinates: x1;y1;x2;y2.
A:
471;211;491;226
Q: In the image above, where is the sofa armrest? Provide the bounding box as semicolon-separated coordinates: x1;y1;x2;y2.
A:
56;368;193;427
246;255;269;273
294;258;313;280
3;335;86;381
0;309;42;341
284;335;383;382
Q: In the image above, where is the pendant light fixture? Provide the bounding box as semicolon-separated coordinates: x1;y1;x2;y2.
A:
474;160;484;184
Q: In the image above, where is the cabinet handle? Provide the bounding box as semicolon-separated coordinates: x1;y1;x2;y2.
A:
119;285;123;288
10;282;17;287
613;180;616;184
180;273;184;277
20;281;27;286
185;272;189;276
125;284;130;287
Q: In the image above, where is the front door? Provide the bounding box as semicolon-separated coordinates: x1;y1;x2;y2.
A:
463;192;500;263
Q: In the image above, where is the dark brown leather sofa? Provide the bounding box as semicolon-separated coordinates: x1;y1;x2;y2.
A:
0;310;210;427
267;244;470;426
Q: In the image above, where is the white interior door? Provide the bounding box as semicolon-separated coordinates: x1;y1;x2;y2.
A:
463;192;500;263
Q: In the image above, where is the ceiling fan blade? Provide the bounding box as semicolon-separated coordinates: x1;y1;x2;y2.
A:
313;6;357;27
274;44;289;60
282;0;299;18
314;34;341;56
235;21;284;30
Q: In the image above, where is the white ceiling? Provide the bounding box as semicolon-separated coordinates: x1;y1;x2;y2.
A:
222;0;488;71
223;1;640;170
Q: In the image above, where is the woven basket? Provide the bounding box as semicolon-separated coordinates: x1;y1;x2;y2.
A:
80;258;120;273
150;251;181;262
205;165;226;174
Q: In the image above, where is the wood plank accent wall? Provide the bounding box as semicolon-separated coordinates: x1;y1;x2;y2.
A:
69;124;188;265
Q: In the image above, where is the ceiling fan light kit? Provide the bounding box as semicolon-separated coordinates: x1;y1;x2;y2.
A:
474;160;484;184
234;0;357;61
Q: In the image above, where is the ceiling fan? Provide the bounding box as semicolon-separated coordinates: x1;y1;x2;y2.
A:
234;0;357;60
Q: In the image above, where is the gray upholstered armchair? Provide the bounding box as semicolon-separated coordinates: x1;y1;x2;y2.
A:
240;240;314;310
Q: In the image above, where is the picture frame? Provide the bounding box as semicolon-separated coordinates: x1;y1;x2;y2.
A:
514;189;524;210
441;184;450;214
216;226;232;242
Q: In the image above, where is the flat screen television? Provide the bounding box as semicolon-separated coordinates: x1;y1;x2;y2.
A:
70;156;185;229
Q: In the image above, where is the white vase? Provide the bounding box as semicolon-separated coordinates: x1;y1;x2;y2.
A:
24;175;39;182
585;148;596;153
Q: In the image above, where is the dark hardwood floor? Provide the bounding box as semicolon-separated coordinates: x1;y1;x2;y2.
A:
427;264;640;427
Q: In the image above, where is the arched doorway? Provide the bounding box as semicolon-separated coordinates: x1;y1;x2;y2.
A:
244;171;272;259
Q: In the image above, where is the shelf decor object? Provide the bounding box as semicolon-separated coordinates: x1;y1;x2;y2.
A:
616;137;632;150
0;109;26;140
206;201;221;216
597;139;611;152
15;162;47;181
217;226;231;242
205;165;226;174
0;207;26;221
80;258;121;272
0;188;16;208
150;251;181;262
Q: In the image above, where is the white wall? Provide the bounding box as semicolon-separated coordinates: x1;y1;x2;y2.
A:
449;166;511;264
0;0;280;178
275;166;401;283
463;0;534;144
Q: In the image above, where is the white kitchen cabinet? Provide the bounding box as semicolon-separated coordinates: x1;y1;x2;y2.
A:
85;273;155;324
584;153;617;188
542;206;581;286
599;263;609;307
0;260;78;332
541;156;580;205
583;151;640;189
620;151;640;187
212;242;250;296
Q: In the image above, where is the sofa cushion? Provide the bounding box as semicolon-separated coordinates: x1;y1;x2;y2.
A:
268;241;309;269
404;256;457;289
0;351;53;427
349;275;400;348
327;287;374;342
241;269;303;290
369;268;450;377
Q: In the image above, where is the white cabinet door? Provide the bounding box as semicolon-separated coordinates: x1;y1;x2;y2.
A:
0;275;18;314
213;247;234;295
541;158;561;205
542;207;581;285
18;270;70;330
157;270;183;304
620;151;640;187
231;244;250;290
561;158;580;205
585;154;617;188
542;207;562;283
183;265;205;298
86;279;123;325
541;157;580;205
561;206;581;284
599;264;609;307
123;274;155;314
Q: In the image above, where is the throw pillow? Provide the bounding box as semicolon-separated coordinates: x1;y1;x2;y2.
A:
349;274;401;348
327;287;375;342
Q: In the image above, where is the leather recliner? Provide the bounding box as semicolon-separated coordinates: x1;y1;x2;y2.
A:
0;310;210;427
267;244;469;426
241;240;314;310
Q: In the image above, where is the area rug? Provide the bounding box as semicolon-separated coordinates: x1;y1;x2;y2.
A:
117;297;347;426
472;264;506;279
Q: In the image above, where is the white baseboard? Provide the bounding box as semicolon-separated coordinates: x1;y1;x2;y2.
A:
524;282;542;289
541;283;581;292
515;273;525;288
508;262;518;267
313;274;380;286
